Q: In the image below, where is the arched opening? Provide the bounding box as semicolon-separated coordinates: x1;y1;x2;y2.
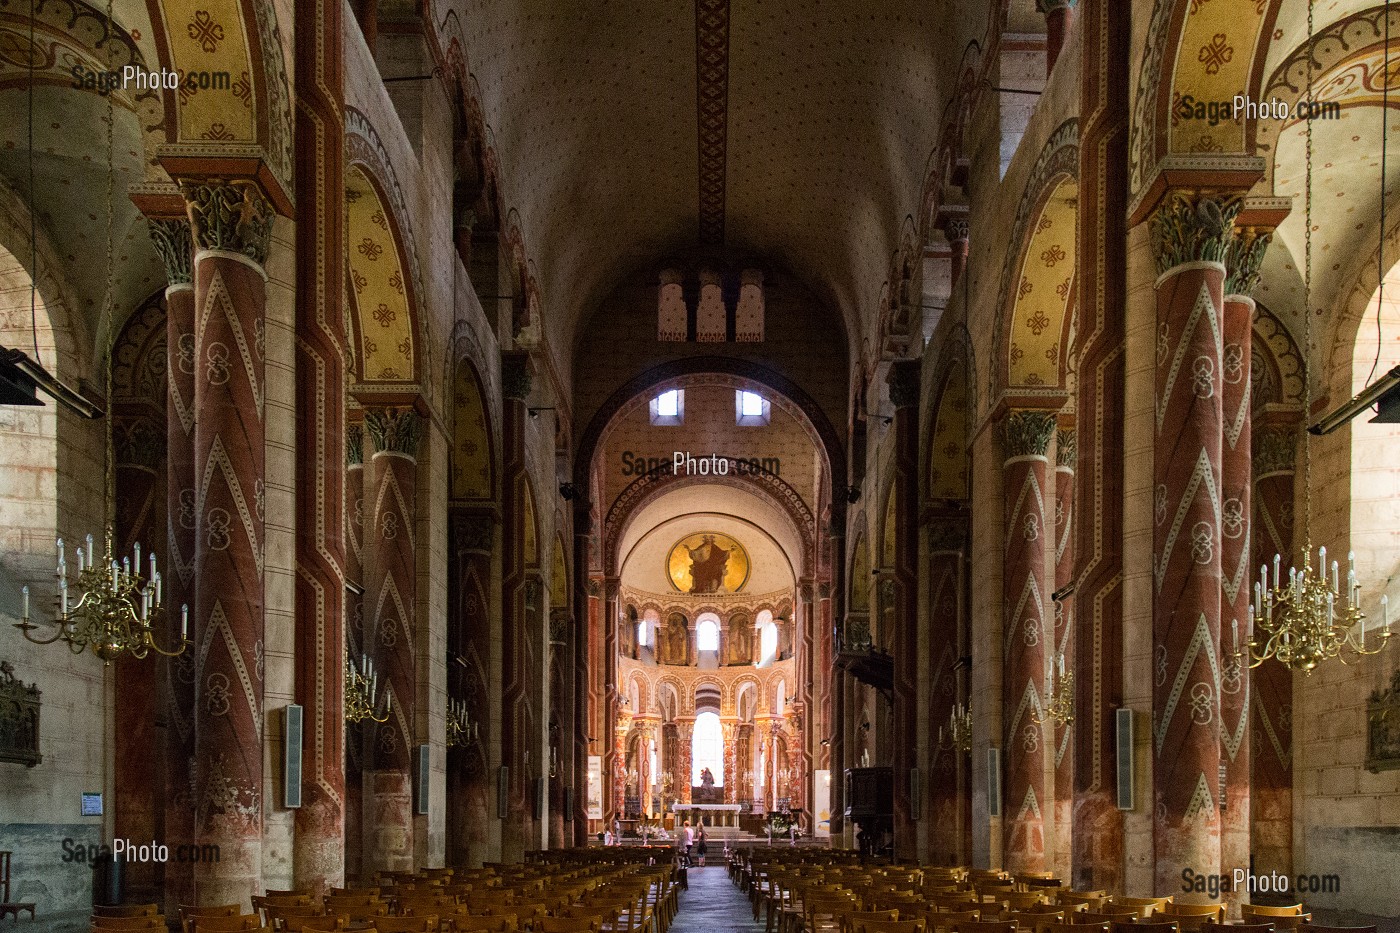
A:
757;609;778;668
691;709;724;787
696;612;721;655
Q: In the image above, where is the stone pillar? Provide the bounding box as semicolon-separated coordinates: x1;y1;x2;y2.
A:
1071;0;1127;894
500;355;530;860
344;425;366;880
1250;426;1296;879
1219;282;1256;914
294;0;347;893
722;720;739;804
1039;0;1077;75
363;406;420;875
1150;193;1236;896
182;180;273;910
887;360;920;859
927;522;967;865
148;217;196;915
1001;410;1056;873
613;712;630;820
447;510;493;867
676;717;694;805
948;219;971;291
1052;429;1076;882
604;579;622;826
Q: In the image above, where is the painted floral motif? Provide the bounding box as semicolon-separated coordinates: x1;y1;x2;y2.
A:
357;237;384;261
232;72;252;108
1026;307;1051;336
1197;33;1234;76
373;303;396;327
187;10;225;54
1040;244;1066;267
389;269;404;295
1018;276;1034;299
200;122;235;141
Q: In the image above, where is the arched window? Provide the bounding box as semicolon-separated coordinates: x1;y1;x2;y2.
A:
757;609;777;667
696;614;720;652
691;710;724;786
776;679;786;716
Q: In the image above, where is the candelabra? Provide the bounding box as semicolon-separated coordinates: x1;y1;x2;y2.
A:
345;651;391;723
1240;548;1392;674
937;702;973;754
1031;653;1074;727
447;697;478;748
15;531;188;663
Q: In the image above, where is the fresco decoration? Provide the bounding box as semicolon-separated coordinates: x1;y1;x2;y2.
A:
928;360;969;500
667;533;750;595
157;0;256;144
1168;0;1267;157
346;164;415;383
1008;177;1078;388
450;360;493;500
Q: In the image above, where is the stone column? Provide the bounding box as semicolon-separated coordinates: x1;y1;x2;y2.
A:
148;217;196;915
363;407;420;874
604;579;622;826
447;509;493;867
182;180;273;910
1150;193;1235;895
1039;0;1077;75
344;425;366;879
613;712;629;820
1001;409;1056;872
1250;426;1296;878
293;0;347;892
927;522;967;864
1220;260;1261;911
676;717;695;805
499;355;530;860
722;720;739;804
1071;0;1127;894
947;218;970;291
887;360;920;860
1052;429;1076;882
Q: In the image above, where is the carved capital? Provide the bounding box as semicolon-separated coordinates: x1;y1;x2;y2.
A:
147;219;192;286
453;513;495;554
886;359;922;409
114;418;164;469
1224;227;1272;297
346;424;364;466
946;218;970;242
502;354;532;401
1151;192;1242;277
1253;426;1298;476
1056;429;1077;469
1000;409;1057;460
365;407;421;457
549;609;571;645
179;180;273;265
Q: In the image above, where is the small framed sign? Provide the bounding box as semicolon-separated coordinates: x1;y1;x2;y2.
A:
81;792;104;816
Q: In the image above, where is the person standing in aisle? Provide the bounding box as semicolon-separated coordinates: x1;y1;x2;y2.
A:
696;825;708;866
681;820;694;865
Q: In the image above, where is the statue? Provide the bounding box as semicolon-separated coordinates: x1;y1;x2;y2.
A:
730;616;752;665
665;613;688;665
700;767;715;788
685;535;731;593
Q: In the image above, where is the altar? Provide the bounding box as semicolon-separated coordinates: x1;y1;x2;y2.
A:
671;802;743;828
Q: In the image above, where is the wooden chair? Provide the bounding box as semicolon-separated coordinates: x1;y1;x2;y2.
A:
1097;905;1142;918
1044;923;1105;933
1202;924;1273;933
1241;906;1310;926
927;910;981;932
1074;913;1136;925
538;917;600;933
841;909;900;933
444;911;515;932
91;916;167;930
1128;922;1181;933
189;913;263;933
1295;927;1376;933
853;921;926;933
181;906;244;933
279;915;348;933
370;916;437;933
1057;894;1105;911
93;905;161;918
951;922;1016;933
1160;903;1223;932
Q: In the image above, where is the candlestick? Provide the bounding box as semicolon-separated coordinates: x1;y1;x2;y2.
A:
181;604;189;639
21;584;29;621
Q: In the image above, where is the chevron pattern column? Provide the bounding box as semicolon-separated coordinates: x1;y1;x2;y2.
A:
1150;193;1237;895
183;179;273;910
1052;429;1075;882
364;406;420;874
1001;409;1056;873
927;521;967;865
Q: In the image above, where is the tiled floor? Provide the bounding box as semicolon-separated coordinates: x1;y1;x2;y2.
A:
669;864;764;933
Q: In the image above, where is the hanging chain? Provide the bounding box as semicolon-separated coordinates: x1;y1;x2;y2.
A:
1301;0;1315;557
102;0;117;526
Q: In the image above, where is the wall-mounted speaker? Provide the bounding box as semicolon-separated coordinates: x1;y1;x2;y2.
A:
497;766;510;819
910;768;922;821
283;705;303;809
415;744;430;815
1116;708;1135;810
987;747;1001;817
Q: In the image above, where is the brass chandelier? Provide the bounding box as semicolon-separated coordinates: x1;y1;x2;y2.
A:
1032;653;1074;727
937;701;973;755
345;651;391;724
446;696;477;748
1238;0;1395;675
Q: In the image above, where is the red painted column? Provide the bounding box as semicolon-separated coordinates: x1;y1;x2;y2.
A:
182;180;273;910
926;521;965;865
344;426;365;880
888;360;920;860
1251;426;1296;878
149;218;196;914
294;0;347;893
364;407;420;875
1151;193;1234;896
1071;0;1126;894
1219;293;1253;911
1052;429;1075;882
447;509;495;867
500;356;531;860
723;720;739;805
1001;410;1057;873
1040;0;1077;75
676;718;694;805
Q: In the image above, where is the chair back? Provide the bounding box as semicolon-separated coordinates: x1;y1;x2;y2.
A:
189;914;262;933
91;916;165;931
1296;927;1377;933
854;921;926;933
952;922;1016;933
1044;924;1103;933
370;916;437;933
280;916;347;933
1163;904;1224;922
93;905;161;918
843;909;900;933
1113;897;1170;916
1203;924;1273;933
1129;922;1181;933
1076;913;1135;925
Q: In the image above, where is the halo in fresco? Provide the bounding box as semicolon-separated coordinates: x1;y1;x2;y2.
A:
667;532;750;594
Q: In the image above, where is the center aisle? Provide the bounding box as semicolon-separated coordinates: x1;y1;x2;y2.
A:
668;861;765;933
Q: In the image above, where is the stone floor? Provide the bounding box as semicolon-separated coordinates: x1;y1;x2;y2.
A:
669;863;763;933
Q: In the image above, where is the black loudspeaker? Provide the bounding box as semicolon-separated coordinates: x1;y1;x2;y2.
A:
987;747;1001;817
283;705;303;809
416;744;430;815
1116;708;1135;810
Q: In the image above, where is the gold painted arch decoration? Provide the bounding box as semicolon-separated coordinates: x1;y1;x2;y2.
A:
450;359;494;500
346;163;416;385
1008;175;1078;388
928;359;969;500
